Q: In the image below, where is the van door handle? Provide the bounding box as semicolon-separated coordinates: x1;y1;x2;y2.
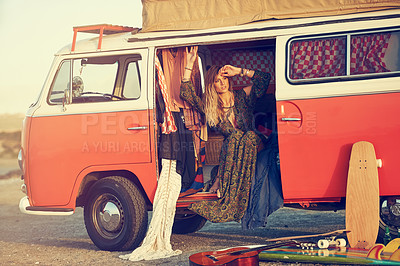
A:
281;117;301;121
127;126;148;130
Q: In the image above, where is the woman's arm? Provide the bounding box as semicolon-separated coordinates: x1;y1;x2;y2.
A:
180;46;205;114
183;46;198;82
180;81;204;114
221;65;271;105
220;65;271;97
246;70;271;98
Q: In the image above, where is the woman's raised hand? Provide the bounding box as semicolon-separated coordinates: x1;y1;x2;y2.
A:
185;46;198;69
183;46;198;82
220;65;241;77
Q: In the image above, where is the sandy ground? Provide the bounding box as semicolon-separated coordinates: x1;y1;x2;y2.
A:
0;174;347;266
0;159;19;175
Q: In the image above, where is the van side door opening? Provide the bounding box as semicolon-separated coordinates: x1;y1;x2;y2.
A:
155;39;279;195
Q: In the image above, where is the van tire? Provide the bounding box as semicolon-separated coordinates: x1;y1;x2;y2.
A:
377;197;400;243
84;176;148;251
172;213;207;234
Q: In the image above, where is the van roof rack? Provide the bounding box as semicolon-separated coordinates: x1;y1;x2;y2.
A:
71;24;136;52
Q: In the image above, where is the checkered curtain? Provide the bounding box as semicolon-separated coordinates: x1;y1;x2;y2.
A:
290;37;346;80
350;33;391;75
211;49;275;87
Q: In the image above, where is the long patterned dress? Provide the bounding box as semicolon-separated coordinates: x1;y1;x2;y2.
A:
180;70;271;223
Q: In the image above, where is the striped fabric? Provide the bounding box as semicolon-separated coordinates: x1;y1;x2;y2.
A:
155;57;177;134
180;140;205;195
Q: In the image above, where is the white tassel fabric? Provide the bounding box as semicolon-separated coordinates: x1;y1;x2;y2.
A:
120;159;182;261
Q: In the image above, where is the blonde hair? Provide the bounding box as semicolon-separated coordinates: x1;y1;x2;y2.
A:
203;65;233;127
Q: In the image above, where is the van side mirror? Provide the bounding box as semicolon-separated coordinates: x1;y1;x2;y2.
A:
62;89;71;111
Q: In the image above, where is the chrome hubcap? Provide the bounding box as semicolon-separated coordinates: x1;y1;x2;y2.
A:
94;194;124;238
100;201;122;232
381;198;400;229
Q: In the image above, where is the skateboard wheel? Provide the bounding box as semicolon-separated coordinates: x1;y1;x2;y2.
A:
377;159;382;168
337;238;347;247
318;239;330;249
318;249;330;256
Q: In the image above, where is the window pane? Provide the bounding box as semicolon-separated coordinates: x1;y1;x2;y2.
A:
384;31;400;72
289;37;346;80
351;31;398;75
123;61;141;99
49;61;70;104
71;57;118;103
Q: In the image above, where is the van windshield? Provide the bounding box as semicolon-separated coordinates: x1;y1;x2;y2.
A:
48;55;142;104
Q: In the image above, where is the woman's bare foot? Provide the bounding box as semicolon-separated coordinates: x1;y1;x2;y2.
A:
209;177;220;193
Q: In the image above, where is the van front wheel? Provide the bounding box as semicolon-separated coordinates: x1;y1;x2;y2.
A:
84;176;148;251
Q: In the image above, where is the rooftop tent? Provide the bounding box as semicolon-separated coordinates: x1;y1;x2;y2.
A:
141;0;400;32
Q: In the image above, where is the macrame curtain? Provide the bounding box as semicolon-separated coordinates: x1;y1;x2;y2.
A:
120;159;182;261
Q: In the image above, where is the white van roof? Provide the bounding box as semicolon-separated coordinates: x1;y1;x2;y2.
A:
57;9;400;55
141;0;400;32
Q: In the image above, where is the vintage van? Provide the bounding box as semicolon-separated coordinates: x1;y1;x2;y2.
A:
18;5;400;251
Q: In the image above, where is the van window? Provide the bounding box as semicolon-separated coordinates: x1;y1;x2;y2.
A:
71;57;119;103
289;36;346;80
351;31;399;75
287;29;400;83
48;60;71;104
383;31;400;72
122;60;141;99
48;55;145;105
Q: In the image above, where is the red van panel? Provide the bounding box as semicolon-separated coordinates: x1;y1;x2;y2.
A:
27;110;156;207
277;92;400;201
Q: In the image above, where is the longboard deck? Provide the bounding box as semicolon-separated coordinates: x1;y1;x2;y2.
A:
259;246;400;265
346;141;380;249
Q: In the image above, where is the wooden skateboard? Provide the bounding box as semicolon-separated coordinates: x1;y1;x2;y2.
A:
259;245;400;265
259;239;400;265
346;141;381;249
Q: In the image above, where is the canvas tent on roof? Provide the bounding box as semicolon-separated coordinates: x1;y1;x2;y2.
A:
141;0;400;32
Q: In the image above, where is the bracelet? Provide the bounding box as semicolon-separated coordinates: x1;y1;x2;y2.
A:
182;78;190;82
240;68;244;77
245;69;249;76
185;67;192;71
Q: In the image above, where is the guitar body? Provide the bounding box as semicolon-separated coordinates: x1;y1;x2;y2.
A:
189;230;349;265
189;247;259;266
189;241;296;265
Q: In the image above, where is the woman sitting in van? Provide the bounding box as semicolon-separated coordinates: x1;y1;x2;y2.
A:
180;46;273;223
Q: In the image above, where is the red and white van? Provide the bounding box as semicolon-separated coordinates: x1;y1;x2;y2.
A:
19;8;400;251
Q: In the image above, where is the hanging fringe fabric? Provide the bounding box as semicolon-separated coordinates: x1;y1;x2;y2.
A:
120;159;182;261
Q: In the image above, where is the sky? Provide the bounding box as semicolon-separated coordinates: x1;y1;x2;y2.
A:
0;0;142;114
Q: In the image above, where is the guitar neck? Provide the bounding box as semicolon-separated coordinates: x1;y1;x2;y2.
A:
229;240;296;256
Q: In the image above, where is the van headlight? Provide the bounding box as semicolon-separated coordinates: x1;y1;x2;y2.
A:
18;149;24;171
21;183;27;195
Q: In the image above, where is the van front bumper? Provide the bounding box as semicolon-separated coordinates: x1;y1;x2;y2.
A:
19;196;74;216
